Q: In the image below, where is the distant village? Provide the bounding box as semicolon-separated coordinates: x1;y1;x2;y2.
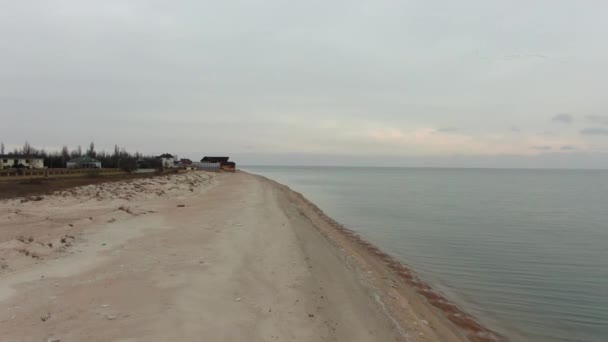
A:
154;155;236;172
0;142;236;173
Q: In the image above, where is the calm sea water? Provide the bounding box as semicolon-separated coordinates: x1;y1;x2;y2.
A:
243;166;608;342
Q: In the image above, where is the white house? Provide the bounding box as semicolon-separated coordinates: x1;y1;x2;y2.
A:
66;156;102;169
157;153;177;168
0;155;45;169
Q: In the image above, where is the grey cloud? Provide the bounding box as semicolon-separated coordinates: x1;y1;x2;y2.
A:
560;145;576;150
437;127;458;133
510;127;521;133
586;115;608;125
552;114;573;123
581;128;608;136
531;146;552;151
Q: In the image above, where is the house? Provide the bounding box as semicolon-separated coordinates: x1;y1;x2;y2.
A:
221;161;236;172
179;159;193;167
0;155;45;169
157;153;177;168
200;156;236;172
66;156;102;169
201;156;229;164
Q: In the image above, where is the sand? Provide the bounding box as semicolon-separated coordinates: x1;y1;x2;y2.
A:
0;171;499;342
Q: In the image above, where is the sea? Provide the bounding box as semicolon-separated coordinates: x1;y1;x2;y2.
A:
242;166;608;342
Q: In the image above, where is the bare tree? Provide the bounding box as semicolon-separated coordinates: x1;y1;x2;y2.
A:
87;142;96;158
61;145;70;165
22;141;33;155
0;142;4;155
77;145;82;156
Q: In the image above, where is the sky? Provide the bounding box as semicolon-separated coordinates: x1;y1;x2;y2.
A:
1;0;608;168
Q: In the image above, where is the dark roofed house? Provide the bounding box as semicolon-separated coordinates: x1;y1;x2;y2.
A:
198;156;236;172
201;156;229;163
221;161;236;172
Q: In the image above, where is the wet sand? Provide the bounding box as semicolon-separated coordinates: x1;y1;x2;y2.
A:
0;171;499;341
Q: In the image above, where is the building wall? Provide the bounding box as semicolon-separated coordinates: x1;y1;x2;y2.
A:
161;158;176;168
30;159;45;168
0;158;44;169
196;162;221;169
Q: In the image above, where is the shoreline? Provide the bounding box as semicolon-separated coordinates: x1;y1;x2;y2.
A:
250;172;504;342
0;170;502;341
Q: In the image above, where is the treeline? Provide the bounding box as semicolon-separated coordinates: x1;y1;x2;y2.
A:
1;141;163;171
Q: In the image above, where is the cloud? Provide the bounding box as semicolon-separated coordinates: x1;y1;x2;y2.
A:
581;128;608;136
538;130;556;136
364;127;584;156
436;127;458;133
586;115;608;125
561;145;576;150
552;113;573;123
510;127;521;133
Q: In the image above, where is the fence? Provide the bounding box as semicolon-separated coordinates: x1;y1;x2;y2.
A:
192;162;221;170
0;168;126;180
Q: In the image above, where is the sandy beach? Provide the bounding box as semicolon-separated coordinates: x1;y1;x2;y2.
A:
0;171;498;342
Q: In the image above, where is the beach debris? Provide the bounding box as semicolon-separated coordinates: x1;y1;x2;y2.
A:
60;235;75;245
177;204;186;208
105;314;118;320
118;205;134;215
17;236;34;244
308;314;315;318
40;312;51;322
17;249;31;257
47;338;61;342
20;196;44;203
235;297;241;302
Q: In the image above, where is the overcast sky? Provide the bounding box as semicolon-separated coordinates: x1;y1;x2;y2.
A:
1;1;608;167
